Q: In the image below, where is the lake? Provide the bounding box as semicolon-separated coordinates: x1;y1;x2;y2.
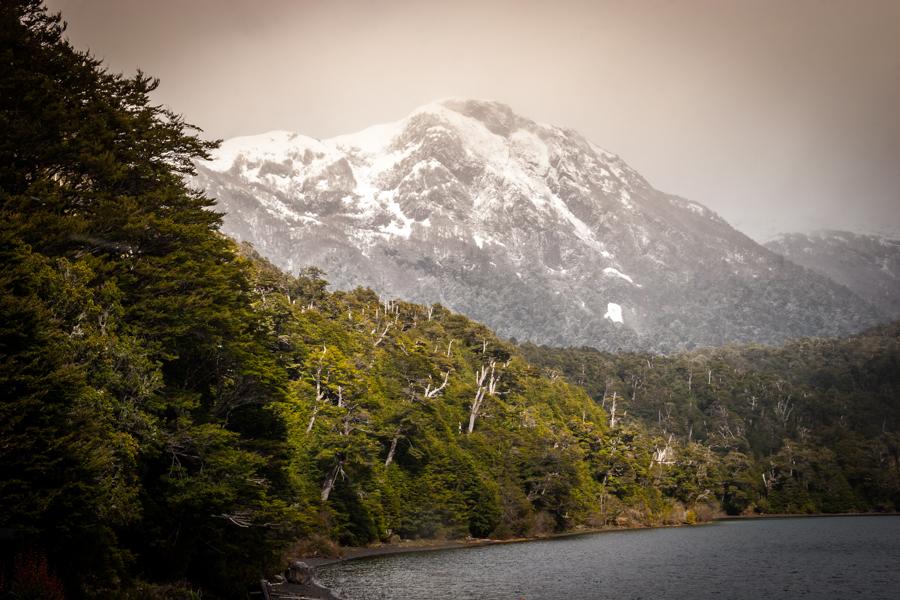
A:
316;516;900;599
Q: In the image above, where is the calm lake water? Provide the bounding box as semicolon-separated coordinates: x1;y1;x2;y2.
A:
317;516;900;600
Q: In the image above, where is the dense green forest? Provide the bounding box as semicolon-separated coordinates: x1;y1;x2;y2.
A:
1;2;898;599
520;324;900;515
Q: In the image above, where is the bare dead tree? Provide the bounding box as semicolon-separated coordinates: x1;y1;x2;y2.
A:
630;374;643;404
774;394;794;426
305;347;329;434
384;429;402;467
468;359;500;434
526;472;560;501
651;434;676;467
373;322;392;347
761;463;777;492
423;371;450;399
608;391;619;429
321;461;346;502
215;511;253;528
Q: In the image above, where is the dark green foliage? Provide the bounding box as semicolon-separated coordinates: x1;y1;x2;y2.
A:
1;2;296;597
520;323;900;515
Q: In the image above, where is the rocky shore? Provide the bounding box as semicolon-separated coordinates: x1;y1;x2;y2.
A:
260;560;341;600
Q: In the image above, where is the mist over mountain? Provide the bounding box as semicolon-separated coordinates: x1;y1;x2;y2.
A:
194;99;882;352
766;231;900;320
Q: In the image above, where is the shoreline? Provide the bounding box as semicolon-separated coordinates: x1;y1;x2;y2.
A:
302;523;694;568
300;510;900;568
714;511;899;521
286;512;899;599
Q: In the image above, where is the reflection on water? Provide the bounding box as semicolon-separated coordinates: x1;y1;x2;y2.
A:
318;516;900;600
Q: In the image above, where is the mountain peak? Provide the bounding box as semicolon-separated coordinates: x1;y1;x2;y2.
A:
194;104;883;351
434;98;523;135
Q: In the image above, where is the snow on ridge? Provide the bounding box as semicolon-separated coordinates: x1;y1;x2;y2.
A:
328;119;405;154
205;130;327;172
603;267;637;285
435;111;612;254
206;102;635;263
325;99;508;154
330;101;546;198
432;97;561;132
684;202;708;216
588;141;619;162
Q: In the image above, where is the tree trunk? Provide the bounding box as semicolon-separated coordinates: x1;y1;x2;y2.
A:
609;391;618;428
467;360;498;433
321;461;344;502
385;433;400;467
467;388;485;434
305;404;318;434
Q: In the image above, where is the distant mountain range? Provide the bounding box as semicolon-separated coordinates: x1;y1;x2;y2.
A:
766;230;900;320
193;99;884;352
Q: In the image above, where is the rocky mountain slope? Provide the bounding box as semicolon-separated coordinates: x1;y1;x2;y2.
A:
766;230;900;320
193;99;881;352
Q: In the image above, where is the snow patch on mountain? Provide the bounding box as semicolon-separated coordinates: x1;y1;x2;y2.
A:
603;267;638;285
604;302;624;324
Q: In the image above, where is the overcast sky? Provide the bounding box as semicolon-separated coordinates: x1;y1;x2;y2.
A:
46;0;900;241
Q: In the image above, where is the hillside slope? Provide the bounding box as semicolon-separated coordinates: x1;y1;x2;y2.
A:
521;322;900;513
767;230;900;319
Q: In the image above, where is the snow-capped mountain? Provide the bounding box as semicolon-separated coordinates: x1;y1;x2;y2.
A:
767;231;900;320
193;99;882;351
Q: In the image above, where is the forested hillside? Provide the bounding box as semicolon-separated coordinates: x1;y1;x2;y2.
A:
521;324;900;515
3;3;899;599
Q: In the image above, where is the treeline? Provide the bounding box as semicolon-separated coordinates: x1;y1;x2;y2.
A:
520;323;900;515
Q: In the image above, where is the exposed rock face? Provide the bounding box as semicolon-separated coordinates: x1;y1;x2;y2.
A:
766;230;900;320
193;99;882;352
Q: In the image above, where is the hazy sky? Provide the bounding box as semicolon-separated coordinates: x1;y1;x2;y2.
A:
46;0;900;240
